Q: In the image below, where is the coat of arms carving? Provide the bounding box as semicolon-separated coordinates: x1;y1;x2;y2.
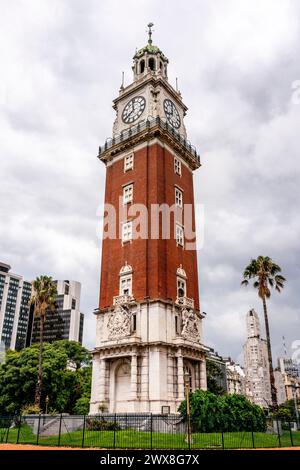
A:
107;305;131;339
181;308;199;342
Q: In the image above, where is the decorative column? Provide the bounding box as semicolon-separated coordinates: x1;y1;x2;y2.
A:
98;358;107;402
131;353;138;400
90;354;101;404
195;361;200;389
167;350;174;400
200;359;207;390
177;351;185;400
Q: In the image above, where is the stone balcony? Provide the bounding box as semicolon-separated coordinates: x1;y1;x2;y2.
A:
113;294;135;306
175;296;195;309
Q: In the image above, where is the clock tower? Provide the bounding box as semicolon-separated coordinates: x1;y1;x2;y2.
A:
90;25;208;414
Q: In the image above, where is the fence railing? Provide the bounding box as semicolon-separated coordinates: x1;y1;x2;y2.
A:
0;414;299;449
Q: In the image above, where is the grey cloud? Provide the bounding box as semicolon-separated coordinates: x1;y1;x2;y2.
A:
1;0;300;362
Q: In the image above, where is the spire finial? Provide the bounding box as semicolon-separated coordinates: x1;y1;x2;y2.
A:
147;22;154;45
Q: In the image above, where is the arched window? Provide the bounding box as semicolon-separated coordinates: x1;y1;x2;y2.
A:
177;279;186;298
148;57;155;71
176;265;187;298
140;60;145;74
119;263;133;296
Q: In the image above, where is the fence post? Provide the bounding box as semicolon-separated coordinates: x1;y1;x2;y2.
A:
113;414;117;449
221;430;225;450
58;414;62;447
5;419;9;443
82;415;86;448
150;413;153;450
36;414;41;445
289;420;294;447
16;416;21;444
251;425;255;449
276;418;281;447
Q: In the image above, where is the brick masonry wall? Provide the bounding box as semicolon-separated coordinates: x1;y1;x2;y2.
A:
99;140;200;311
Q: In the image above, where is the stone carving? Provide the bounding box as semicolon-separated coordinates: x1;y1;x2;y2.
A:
107;305;131;339
181;308;199;342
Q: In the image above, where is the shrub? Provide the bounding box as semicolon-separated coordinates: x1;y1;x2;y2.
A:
21;404;41;415
179;390;267;432
86;418;121;431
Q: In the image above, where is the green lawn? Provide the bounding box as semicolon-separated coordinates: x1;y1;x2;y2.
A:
1;424;300;449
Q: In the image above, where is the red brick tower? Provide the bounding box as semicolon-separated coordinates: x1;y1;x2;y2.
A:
90;25;208;414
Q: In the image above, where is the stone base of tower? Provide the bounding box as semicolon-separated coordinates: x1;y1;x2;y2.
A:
90;300;208;414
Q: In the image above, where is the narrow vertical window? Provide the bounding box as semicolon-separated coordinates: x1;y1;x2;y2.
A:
176;224;184;246
120;275;132;296
123;184;133;204
132;314;137;332
174;157;181;175
175;187;183;208
122;221;133;242
177;278;186;298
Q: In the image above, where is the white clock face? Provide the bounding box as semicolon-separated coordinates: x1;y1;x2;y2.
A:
122;96;146;124
163;99;181;129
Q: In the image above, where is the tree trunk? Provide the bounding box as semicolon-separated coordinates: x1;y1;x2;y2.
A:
262;296;277;410
34;313;44;409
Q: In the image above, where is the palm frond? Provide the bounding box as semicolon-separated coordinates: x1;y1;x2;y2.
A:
241;256;286;300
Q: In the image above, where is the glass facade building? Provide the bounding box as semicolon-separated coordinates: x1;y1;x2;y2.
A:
29;280;84;345
0;262;32;351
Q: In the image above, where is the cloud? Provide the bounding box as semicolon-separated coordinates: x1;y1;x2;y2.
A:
0;0;300;365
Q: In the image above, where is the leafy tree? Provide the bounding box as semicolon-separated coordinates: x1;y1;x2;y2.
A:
0;341;91;415
241;256;286;410
179;389;266;432
206;360;226;395
276;399;299;420
29;276;57;408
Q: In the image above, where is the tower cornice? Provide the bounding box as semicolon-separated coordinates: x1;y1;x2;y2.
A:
98;116;200;170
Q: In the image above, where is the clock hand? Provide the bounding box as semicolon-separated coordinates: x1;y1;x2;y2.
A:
127;104;134;116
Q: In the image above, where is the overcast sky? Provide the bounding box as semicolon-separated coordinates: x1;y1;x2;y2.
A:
1;0;300;366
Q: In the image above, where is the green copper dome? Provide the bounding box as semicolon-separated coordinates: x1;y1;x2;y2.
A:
134;43;168;61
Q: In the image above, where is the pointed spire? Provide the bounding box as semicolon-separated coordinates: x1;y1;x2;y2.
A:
147;22;154;45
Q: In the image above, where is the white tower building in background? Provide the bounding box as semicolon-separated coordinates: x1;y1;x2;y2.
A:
243;309;271;408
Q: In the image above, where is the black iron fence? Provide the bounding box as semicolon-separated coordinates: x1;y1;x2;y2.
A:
0;414;299;449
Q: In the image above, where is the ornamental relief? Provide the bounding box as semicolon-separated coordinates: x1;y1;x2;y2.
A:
181;308;200;342
107;305;132;339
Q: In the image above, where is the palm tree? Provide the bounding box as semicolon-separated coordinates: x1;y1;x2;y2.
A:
241;256;286;410
30;276;57;409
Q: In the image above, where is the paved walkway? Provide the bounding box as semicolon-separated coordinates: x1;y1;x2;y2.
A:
1;444;300;451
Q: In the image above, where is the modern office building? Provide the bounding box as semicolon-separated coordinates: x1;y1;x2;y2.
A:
243;309;272;408
29;280;84;345
0;262;32;351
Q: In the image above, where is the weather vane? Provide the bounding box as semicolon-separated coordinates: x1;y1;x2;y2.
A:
147;22;154;45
